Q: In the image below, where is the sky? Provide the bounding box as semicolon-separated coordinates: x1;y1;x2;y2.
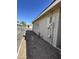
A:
17;0;54;24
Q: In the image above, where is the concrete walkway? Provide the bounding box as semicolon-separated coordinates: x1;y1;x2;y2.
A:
17;38;26;59
25;31;61;59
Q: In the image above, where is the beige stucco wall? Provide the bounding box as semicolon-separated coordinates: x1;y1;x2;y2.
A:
33;20;39;34
32;3;60;48
51;7;60;47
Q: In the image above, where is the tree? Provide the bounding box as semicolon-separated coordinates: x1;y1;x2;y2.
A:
20;21;26;27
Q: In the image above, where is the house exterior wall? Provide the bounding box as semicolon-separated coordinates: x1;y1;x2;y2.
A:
57;8;61;49
38;15;49;40
33;20;39;34
51;7;60;47
32;2;61;49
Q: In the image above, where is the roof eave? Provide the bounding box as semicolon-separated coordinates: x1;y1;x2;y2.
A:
32;0;61;24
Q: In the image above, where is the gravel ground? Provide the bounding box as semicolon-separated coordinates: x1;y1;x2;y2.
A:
25;31;61;59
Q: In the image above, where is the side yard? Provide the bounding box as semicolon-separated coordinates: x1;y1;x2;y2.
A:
26;31;61;59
